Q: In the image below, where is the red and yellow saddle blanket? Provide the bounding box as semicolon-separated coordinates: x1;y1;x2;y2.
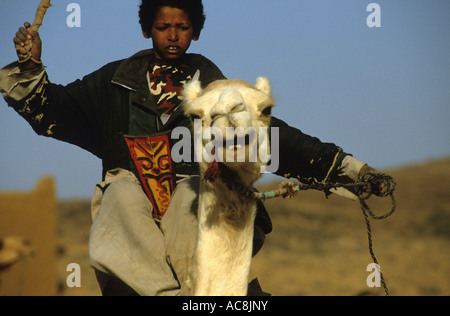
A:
124;134;175;222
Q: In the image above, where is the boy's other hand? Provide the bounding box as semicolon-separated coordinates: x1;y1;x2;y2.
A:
14;22;42;71
359;164;396;197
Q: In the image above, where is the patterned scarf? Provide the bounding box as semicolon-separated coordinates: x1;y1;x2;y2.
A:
148;62;192;117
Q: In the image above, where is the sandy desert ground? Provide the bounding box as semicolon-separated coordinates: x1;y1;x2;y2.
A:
56;158;450;296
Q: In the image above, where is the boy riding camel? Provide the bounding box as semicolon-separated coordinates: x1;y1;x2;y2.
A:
0;0;394;296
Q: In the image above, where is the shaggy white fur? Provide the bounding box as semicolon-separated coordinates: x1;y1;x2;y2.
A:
182;77;274;296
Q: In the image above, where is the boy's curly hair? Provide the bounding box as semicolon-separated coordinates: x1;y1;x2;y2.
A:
139;0;206;39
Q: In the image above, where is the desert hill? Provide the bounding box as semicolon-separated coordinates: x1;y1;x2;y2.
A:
57;158;450;296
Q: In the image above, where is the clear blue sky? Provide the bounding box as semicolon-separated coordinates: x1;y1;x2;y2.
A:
1;0;449;199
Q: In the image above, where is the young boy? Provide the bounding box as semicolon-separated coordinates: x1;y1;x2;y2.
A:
0;0;393;296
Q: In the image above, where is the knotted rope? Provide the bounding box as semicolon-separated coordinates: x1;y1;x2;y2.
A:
252;172;396;296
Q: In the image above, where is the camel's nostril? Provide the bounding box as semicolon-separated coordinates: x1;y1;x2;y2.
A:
230;102;246;114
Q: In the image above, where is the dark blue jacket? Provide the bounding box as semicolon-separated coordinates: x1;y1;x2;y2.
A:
8;49;347;184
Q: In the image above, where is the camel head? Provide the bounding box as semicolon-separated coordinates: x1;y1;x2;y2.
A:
183;77;274;187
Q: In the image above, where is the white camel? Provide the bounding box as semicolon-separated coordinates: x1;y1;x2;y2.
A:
182;77;274;296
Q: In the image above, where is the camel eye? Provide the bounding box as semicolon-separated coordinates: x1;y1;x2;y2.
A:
261;106;272;117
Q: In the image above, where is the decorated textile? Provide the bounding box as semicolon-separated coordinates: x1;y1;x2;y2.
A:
124;133;175;221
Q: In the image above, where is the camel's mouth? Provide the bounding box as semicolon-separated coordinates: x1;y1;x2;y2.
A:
211;129;257;153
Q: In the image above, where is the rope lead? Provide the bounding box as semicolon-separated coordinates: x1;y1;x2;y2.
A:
254;174;396;296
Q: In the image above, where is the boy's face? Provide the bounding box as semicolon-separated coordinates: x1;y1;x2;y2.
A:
145;6;197;62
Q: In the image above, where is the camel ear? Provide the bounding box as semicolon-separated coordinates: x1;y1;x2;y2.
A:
255;77;272;95
183;77;203;102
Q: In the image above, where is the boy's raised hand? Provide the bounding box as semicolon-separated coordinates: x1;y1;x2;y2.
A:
14;22;42;71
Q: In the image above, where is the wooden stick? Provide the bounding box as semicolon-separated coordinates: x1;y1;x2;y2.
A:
30;0;53;32
17;0;52;63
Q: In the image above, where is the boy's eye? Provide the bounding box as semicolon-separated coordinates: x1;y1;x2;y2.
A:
153;25;191;32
